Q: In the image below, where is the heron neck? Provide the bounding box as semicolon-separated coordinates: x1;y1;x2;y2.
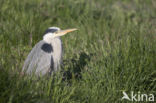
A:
43;33;55;44
43;35;61;44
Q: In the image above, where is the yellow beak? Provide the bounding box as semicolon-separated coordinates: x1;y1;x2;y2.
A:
55;28;77;37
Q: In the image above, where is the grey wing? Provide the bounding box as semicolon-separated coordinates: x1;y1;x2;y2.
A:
22;41;53;76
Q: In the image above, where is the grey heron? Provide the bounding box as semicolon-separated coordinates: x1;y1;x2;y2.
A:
22;27;77;76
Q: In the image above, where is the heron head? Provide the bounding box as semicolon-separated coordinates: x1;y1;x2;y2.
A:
43;27;77;43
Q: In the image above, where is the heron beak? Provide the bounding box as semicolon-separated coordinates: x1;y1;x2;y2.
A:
55;28;77;37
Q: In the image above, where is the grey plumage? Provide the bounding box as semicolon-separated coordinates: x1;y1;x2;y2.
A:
22;38;62;76
23;36;62;76
22;27;77;76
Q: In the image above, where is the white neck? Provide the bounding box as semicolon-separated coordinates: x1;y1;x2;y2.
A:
43;33;55;43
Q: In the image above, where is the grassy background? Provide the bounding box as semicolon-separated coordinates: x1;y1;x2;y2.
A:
0;0;156;103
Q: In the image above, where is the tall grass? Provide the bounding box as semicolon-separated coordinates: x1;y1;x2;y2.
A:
0;0;155;103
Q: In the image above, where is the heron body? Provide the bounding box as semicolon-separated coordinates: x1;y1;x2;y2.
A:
22;27;77;76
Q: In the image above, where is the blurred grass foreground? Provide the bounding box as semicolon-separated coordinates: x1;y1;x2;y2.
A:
0;0;156;103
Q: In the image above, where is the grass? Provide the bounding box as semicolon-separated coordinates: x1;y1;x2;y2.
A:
0;0;156;103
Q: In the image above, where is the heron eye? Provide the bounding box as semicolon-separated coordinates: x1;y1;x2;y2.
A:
45;29;58;34
54;31;59;34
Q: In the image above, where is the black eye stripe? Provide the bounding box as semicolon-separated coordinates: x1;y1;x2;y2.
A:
44;29;58;34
